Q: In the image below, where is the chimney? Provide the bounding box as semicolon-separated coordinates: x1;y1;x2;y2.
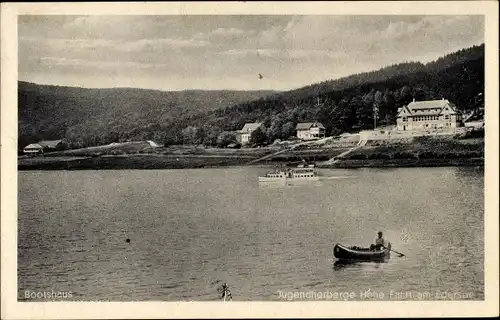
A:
413;98;415;102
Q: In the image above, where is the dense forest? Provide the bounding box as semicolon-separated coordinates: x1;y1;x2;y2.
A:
18;84;275;149
18;44;484;149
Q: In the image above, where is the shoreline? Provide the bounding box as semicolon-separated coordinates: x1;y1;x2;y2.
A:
18;154;484;171
18;135;485;171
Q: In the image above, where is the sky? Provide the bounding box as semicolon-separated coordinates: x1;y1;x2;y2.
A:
18;15;484;91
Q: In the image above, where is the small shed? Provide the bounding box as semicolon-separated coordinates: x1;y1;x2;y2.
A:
23;143;44;154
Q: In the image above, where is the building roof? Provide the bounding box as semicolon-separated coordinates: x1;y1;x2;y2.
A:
240;122;263;133
38;140;63;148
398;99;460;117
24;143;43;150
296;121;325;130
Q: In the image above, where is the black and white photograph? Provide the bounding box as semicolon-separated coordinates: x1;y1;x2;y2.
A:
1;1;498;319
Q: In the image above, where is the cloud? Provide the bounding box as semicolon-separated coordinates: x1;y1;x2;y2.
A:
211;27;246;36
21;35;208;52
20;36;117;49
221;48;347;60
280;15;483;50
18;15;485;91
119;38;209;51
192;27;254;43
256;25;285;46
61;16;156;40
38;56;169;70
379;16;482;40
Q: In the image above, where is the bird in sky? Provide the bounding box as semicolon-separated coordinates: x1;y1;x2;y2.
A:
258;74;263;79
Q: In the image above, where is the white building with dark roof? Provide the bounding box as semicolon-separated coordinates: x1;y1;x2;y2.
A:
296;122;325;140
238;122;265;144
396;98;463;131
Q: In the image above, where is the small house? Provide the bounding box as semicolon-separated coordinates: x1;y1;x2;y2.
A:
238;122;265;144
296;122;325;140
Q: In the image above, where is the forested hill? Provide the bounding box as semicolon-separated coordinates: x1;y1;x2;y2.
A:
18;83;275;149
175;44;484;144
282;43;485;100
19;44;484;149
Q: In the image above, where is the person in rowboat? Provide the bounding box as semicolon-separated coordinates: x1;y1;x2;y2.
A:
370;231;385;251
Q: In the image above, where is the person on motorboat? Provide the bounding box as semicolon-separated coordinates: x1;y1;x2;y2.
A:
370;231;385;251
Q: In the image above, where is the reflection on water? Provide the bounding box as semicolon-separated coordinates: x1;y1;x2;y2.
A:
333;259;388;271
333;260;359;271
258;179;324;189
258;172;357;189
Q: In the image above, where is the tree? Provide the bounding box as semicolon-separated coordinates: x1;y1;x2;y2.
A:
382;89;396;124
374;90;383;109
216;131;237;148
181;126;201;145
266;115;285;141
202;125;222;146
281;121;296;140
249;127;267;146
152;131;167;144
399;85;413;105
413;84;431;101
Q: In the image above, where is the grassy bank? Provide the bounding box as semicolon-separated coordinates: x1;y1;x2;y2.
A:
320;135;484;168
18;143;279;170
324;158;484;168
18;154;254;170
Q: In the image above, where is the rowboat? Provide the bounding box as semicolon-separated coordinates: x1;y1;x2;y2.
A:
333;243;391;262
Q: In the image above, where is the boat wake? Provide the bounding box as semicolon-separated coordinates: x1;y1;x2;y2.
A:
319;176;356;180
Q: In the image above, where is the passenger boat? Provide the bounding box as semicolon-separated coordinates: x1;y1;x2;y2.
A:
333;243;391;262
258;164;319;182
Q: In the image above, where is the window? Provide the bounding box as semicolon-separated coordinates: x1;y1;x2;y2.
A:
402;117;407;122
445;115;449;120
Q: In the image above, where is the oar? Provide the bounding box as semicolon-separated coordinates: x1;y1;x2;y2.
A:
384;246;405;257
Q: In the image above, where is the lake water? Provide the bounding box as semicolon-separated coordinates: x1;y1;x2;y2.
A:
18;166;484;301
